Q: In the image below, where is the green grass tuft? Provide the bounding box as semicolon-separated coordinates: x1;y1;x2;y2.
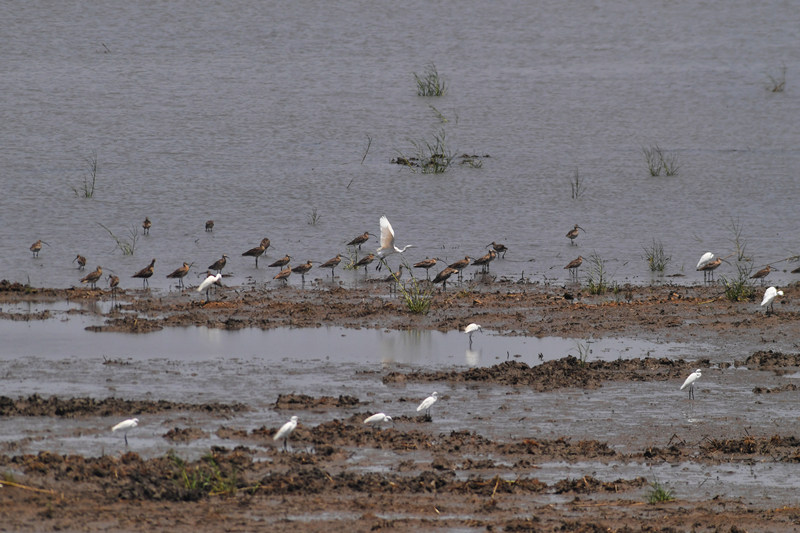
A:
646;480;675;504
414;63;446;96
642;239;671;273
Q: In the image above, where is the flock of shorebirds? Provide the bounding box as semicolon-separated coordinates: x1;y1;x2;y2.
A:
27;216;793;308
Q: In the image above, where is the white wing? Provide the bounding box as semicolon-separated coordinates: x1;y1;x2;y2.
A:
465;323;481;334
378;215;395;252
112;418;138;432
364;413;386;424
417;393;437;411
680;371;699;390
761;287;777;306
696;252;714;269
274;418;297;441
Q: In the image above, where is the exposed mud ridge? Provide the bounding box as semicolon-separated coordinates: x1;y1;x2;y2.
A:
0;395;248;417
382;357;708;391
753;383;799;394
273;393;362;410
85;315;164;333
739;350;800;369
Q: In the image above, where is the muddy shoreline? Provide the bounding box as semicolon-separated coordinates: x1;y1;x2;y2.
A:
1;281;799;531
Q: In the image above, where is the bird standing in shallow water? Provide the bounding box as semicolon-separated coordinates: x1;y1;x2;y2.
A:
447;256;470;282
242;238;271;268
132;259;156;288
80;266;103;289
364;413;394;429
269;255;291;269
347;231;372;250
291;260;313;282
273;416;298;452
197;272;222;300
208;254;228;274
30;240;47;257
142;217;151;235
465;323;482;347
680;369;702;400
108;275;120;298
73;254;86;270
319;254;342;278
697;257;722;282
112;418;139;446
416;392;438;420
205;220;214;232
472;249;497;273
566;224;585;245
166;262;191;288
564;256;583;281
355;253;376;274
273;266;292;283
488;242;508;258
414;258;440;280
376;215;413;271
760;286;784;315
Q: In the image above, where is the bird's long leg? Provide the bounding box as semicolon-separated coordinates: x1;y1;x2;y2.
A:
124;433;129;446
689;384;694;400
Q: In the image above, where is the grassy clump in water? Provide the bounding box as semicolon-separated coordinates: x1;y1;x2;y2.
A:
642;239;671;273
646;480;675;504
414;63;446;96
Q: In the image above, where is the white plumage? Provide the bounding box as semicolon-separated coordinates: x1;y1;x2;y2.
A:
416;392;438;417
377;215;413;258
680;369;702;399
760;286;783;314
112;418;139;445
273;415;298;451
696;252;714;269
197;272;222;299
363;413;393;428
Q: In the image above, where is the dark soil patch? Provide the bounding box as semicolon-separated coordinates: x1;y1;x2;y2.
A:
0;395;248;417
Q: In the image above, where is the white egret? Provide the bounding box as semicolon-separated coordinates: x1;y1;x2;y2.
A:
465;323;482;346
416;392;438;419
376;215;413;270
363;413;394;429
197;272;222;300
274;415;298;452
760;286;784;315
680;369;702;400
112;418;139;446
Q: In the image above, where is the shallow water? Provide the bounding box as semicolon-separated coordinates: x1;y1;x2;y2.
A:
2;0;799;292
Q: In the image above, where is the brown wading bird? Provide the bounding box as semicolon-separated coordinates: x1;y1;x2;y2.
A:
472;249;497;273
80;266;103;289
413;257;440;280
132;258;156;288
30;239;48;257
751;265;772;285
291;260;314;282
487;242;508;258
566;224;585;245
319;254;342;278
166;262;191;288
208;254;228;274
447;256;471;282
108;274;120;295
205;220;214;232
73;254;87;270
269;254;291;269
697;257;722;282
242;238;271;268
383;264;404;293
273;266;292;283
433;267;458;291
347;231;372;250
142;217;151;235
564;256;583;281
355;253;376;273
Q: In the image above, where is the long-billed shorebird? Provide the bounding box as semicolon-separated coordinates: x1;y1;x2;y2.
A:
566;224;585;245
355;253;376;274
132;259;156;288
73;254;86;270
414;258;440;280
242;238;271;268
347;231;372;250
205;220;214;232
291;260;313;282
166;262;191;288
269;255;291;269
487;242;508;258
376;215;413;271
30;239;48;258
697;257;722;282
564;256;583;281
472;249;497;273
108;274;120;297
208;254;228;274
319;254;342;278
273;266;292;283
382;264;404;293
80;266;103;289
433;267;458;291
142;217;151;235
751;265;772;285
447;256;471;282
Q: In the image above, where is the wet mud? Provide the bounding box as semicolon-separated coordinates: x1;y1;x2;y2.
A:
2;283;800;531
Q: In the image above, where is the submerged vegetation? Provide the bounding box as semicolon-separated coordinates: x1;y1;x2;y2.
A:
646;480;675;504
569;168;587;200
72;151;98;198
642;144;679;177
642;239;671;273
767;64;786;92
394;128;454;174
98;222;138;256
414;62;447;96
585;252;614;295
